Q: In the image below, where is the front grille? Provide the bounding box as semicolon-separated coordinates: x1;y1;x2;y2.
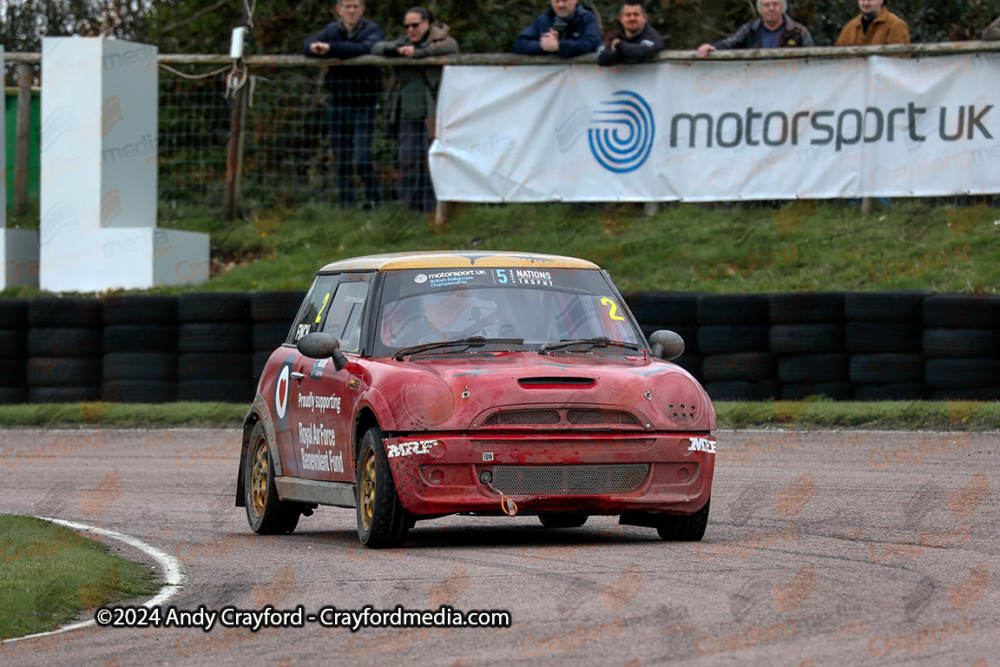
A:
567;409;640;426
491;464;649;496
484;410;561;425
481;408;642;427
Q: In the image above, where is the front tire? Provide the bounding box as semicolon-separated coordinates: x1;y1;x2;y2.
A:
356;426;410;548
244;422;300;535
538;513;588;528
656;498;710;541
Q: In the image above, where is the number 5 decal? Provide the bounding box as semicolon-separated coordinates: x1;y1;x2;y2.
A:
601;298;626;321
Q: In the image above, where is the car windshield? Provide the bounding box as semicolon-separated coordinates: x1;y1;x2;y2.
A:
373;267;645;357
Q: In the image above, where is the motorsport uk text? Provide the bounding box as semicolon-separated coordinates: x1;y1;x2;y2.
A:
669;103;991;151
94;605;512;633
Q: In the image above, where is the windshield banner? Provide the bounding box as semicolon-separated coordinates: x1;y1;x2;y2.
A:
429;54;1000;202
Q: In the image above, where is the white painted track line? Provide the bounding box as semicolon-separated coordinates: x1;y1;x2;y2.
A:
0;517;184;646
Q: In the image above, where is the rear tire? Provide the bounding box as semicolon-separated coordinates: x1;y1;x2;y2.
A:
656;498;710;541
538;513;588;528
356;427;410;548
244;422;300;535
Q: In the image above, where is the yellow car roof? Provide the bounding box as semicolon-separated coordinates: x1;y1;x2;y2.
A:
318;250;600;273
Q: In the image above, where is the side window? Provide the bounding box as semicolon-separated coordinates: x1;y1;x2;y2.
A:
288;275;340;344
321;280;370;353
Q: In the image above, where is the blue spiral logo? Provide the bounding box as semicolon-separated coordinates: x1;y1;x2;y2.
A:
587;91;655;174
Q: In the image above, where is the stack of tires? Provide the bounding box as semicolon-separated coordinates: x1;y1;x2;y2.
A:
251;291;306;382
923;294;1000;400
101;296;179;403
27;298;103;403
623;291;702;381
177;293;254;402
846;291;932;401
771;292;852;400
698;294;778;401
0;300;29;404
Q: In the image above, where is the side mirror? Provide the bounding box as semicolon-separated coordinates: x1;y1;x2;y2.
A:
297;333;349;372
649;330;685;361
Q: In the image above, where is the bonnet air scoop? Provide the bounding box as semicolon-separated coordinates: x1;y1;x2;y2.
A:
517;377;595;387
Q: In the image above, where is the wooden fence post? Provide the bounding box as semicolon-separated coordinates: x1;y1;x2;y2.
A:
222;6;251;222
14;62;32;216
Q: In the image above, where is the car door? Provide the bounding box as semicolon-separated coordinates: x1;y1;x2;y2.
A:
289;274;371;484
275;274;340;478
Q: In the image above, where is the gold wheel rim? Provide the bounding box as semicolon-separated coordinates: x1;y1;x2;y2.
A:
360;447;376;531
250;438;268;517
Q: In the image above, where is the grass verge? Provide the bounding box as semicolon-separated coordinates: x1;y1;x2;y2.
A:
0;516;158;640
3;200;998;297
0;401;997;431
0;402;247;429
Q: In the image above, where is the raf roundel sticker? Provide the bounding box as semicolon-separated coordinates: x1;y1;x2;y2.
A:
275;364;290;420
414;274;428;284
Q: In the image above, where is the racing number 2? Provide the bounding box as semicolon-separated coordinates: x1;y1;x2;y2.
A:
315;293;331;324
601;298;626;322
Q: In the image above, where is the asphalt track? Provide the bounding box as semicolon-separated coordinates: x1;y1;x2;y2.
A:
1;427;997;666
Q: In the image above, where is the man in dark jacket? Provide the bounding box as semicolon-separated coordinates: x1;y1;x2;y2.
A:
597;1;664;66
697;0;812;57
514;0;602;57
304;0;384;209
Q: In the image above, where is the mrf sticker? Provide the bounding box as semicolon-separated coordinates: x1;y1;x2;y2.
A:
387;439;437;458
688;437;716;454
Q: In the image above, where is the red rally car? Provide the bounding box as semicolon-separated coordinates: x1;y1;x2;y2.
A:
236;251;716;548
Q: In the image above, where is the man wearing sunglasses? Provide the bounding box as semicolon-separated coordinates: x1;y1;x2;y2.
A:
373;7;459;213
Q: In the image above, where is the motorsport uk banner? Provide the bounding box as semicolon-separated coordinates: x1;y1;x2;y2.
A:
428;54;1000;202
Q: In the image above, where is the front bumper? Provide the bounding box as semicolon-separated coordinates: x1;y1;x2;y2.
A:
383;432;715;516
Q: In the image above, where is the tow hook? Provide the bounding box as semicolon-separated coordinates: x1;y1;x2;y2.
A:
480;472;518;516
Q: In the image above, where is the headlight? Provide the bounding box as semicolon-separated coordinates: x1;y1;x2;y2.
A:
400;376;455;426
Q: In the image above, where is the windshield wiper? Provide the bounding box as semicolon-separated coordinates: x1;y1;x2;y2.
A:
538;337;645;355
394;336;524;360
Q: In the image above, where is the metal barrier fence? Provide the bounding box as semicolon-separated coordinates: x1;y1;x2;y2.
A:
5;42;1000;222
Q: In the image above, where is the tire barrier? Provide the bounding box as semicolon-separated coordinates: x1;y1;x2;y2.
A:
0;291;303;404
0;300;29;404
250;291;307;382
27;298;103;404
101;297;178;403
1;291;999;403
622;290;1000;402
920;294;1000;401
177;293;261;404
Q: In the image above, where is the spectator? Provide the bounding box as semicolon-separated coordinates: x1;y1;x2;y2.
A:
697;0;812;57
597;1;664;66
304;0;385;210
373;7;458;214
513;0;602;57
836;0;908;212
835;0;909;46
981;16;1000;40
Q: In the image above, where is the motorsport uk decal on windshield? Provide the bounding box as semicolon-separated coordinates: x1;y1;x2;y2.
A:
411;269;557;289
